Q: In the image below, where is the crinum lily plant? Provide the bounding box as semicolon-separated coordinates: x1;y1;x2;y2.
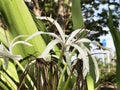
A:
25;16;100;87
0;16;101;90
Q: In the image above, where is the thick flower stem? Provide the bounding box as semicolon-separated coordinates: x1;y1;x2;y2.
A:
58;46;65;68
63;71;73;90
57;63;68;90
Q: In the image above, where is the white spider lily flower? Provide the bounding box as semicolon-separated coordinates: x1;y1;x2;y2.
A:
25;29;87;59
0;43;22;60
36;16;90;45
26;16;100;82
0;35;32;69
0;43;22;68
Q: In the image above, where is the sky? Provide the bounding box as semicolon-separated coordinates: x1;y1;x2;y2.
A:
99;31;115;51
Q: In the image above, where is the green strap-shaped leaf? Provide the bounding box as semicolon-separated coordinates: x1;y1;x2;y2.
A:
0;79;11;90
0;71;17;90
72;0;84;29
5;61;19;83
30;11;51;44
0;0;46;57
86;74;94;90
108;8;120;90
0;59;19;90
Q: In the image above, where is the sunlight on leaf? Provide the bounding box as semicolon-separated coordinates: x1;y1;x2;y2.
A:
86;74;94;90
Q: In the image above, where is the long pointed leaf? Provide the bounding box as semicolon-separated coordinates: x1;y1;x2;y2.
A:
0;0;46;57
108;8;120;90
86;74;94;90
72;0;84;29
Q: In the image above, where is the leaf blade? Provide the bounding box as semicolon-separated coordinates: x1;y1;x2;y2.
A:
72;0;84;29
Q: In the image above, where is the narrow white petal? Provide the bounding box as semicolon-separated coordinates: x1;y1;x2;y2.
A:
66;29;84;44
91;41;101;47
37;16;65;42
11;41;32;51
75;38;91;44
0;43;22;61
71;43;89;78
91;56;99;82
64;52;72;70
25;31;62;42
10;55;22;60
10;35;28;48
4;57;8;69
25;31;45;41
0;43;12;57
85;47;99;82
39;39;60;58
